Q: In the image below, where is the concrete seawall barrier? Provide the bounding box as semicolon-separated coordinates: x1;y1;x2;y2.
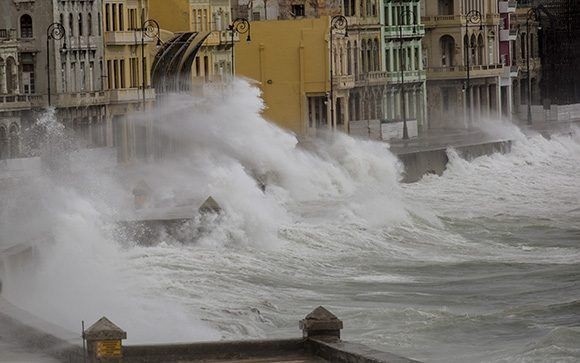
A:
396;140;512;183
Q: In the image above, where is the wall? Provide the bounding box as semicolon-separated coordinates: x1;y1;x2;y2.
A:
235;17;330;136
148;0;191;33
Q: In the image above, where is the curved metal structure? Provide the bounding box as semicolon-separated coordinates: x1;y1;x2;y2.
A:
151;31;210;94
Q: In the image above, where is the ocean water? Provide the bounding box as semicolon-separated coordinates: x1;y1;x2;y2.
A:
1;81;579;362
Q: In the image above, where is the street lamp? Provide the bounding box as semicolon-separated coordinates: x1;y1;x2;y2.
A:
330;15;348;130
397;9;417;140
46;23;66;108
141;19;161;109
464;10;483;126
229;18;251;78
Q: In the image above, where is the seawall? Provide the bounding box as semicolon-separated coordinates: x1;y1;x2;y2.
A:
394;140;512;183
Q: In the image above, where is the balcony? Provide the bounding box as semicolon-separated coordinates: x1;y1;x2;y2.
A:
421;14;500;29
333;74;355;89
0;94;35;111
427;64;504;80
54;91;109;108
108;88;155;104
204;30;237;47
383;25;425;39
385;70;426;84
104;31;156;46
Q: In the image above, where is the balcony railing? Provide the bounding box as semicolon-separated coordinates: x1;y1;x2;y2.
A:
108;88;155;104
104;31;156;45
333;74;355;89
427;64;504;79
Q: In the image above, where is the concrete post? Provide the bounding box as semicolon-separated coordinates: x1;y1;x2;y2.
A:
299;306;343;339
84;317;126;363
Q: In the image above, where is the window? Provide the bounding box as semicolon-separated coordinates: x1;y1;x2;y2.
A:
20;15;33;38
69;13;74;36
88;13;93;36
291;4;305;17
79;13;83;36
112;4;118;31
119;4;124;31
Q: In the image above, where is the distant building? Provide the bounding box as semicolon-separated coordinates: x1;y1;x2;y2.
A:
510;1;542;120
381;1;427;138
235;0;399;140
532;0;580;105
497;0;517;119
421;0;504;129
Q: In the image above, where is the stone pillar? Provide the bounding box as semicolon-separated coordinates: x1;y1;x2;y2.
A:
299;306;343;339
84;317;126;363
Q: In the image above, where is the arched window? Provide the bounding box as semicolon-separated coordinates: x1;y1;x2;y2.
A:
0;58;4;94
530;33;535;58
9;123;19;158
88;13;93;36
20;15;33;38
520;33;526;60
374;39;380;71
354;41;359;78
366;39;372;71
6;57;16;94
361;41;366;73
463;34;469;64
347;41;352;75
0;126;7;160
488;31;495;63
69;13;74;37
470;34;477;65
477;34;484;65
79;13;83;36
440;35;455;67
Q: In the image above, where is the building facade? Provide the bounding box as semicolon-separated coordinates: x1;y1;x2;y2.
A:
380;0;427;138
510;0;541;121
497;0;517;119
103;0;156;162
235;0;397;139
0;0;156;163
149;0;233;92
422;0;503;129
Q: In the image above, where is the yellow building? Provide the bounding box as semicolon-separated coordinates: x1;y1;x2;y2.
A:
103;0;156;161
235;18;330;136
149;0;233;89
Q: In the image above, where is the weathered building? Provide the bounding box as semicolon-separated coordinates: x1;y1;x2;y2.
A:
532;0;580;105
510;0;542;120
103;0;156;162
0;0;157;163
421;0;503;129
380;0;427;138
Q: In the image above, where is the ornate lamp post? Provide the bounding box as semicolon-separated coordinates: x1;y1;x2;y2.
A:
141;19;161;109
46;23;66;108
464;10;483;126
229;18;251;78
397;9;416;140
329;15;348;129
